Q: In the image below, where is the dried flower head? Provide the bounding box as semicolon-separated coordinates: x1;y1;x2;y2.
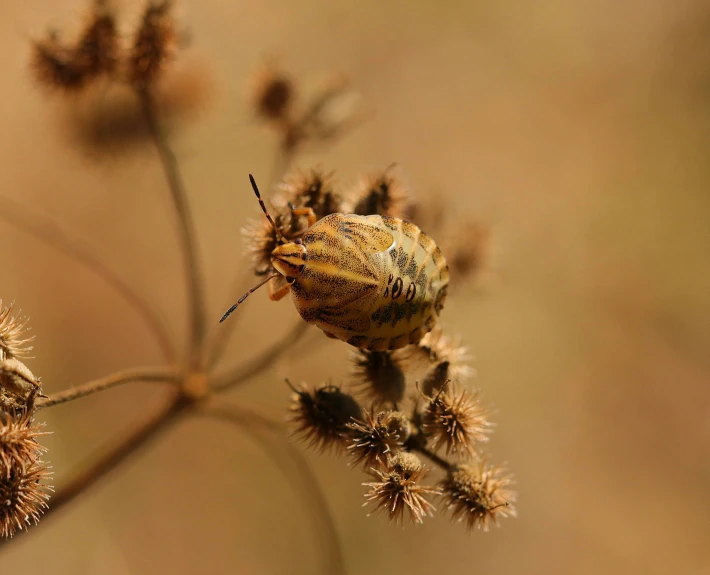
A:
242;207;291;275
75;1;119;78
278;169;342;222
288;382;363;452
248;59;295;123
0;411;52;538
363;452;439;524
403;327;473;393
422;383;491;456
0;413;47;471
0;301;34;360
351;349;406;405
446;220;490;285
440;461;516;531
31;32;93;92
348;410;411;469
0;358;41;416
351;167;410;218
129;0;178;89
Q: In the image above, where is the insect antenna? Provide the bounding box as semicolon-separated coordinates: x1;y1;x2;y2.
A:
249;173;286;243
219;272;280;323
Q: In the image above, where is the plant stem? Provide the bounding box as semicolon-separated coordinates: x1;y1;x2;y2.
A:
199;402;344;575
411;444;453;472
138;89;205;370
0;196;176;363
210;321;308;392
36;367;181;409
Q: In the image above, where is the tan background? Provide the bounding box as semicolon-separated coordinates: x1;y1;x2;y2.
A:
2;0;710;573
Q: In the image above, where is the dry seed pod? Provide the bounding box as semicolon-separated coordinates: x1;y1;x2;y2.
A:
129;1;178;89
248;59;295;123
0;358;41;414
347;410;411;469
75;1;120;78
0;301;34;360
351;167;410;219
351;349;406;404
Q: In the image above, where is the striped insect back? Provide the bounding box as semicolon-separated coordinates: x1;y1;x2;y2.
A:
220;174;449;351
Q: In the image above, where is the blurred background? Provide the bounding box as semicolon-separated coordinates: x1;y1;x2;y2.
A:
2;0;710;573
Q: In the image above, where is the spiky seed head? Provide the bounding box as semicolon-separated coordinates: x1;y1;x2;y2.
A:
363;452;439;525
422;383;491;456
0;301;34;360
351;349;406;405
248;60;295;123
351;168;410;218
75;1;119;78
347;410;411;469
278;169;343;222
129;0;178;89
440;461;516;531
288;383;363;453
30;34;92;92
0;413;52;538
400;327;473;386
242;207;291;275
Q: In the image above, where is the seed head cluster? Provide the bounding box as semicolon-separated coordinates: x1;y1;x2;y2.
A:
31;0;179;93
0;304;52;538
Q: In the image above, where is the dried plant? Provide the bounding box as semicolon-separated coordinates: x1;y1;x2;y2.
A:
0;0;515;569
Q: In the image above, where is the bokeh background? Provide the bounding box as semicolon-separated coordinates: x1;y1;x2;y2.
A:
2;0;710;573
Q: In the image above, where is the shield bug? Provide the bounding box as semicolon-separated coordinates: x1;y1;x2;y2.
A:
219;174;449;351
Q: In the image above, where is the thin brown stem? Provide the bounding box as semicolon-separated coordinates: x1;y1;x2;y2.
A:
36;367;181;409
411;444;453;472
0;196;175;363
0;394;186;548
210;321;309;393
138;88;205;370
199;402;344;575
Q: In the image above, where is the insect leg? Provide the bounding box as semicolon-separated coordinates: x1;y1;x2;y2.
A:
291;207;317;227
269;279;292;301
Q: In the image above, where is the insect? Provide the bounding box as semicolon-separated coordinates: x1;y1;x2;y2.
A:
219;174;449;351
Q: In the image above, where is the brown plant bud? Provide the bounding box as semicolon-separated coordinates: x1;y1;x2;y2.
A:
75;1;119;78
0;413;52;538
351;167;410;218
248;60;295;123
422;383;491;456
288;382;363;453
351;349;406;405
278;169;343;222
0;301;34;360
129;1;178;89
363;452;439;524
446;221;490;286
402;327;473;387
440;461;515;531
242;207;292;275
347;410;411;469
30;34;91;92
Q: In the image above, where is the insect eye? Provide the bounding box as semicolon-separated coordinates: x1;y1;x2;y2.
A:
294;238;303;245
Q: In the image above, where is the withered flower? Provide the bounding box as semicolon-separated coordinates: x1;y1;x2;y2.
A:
351;349;406;405
75;1;119;78
0;301;34;360
440;461;515;531
351;167;410;218
363;452;439;525
422;383;491;456
31;34;90;92
248;60;295;123
129;0;178;89
288;382;363;453
278;169;342;221
0;413;52;538
348;410;411;469
445;220;490;285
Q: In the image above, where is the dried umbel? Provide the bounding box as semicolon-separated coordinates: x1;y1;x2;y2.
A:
422;383;491;456
348;410;411;469
0;301;35;360
288;382;363;452
363;452;439;525
440;462;515;531
0;413;53;538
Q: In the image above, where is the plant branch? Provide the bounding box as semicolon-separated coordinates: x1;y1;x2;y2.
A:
36;366;181;409
210;321;309;393
410;443;453;472
0;196;175;363
0;394;186;548
138;88;206;370
199;402;344;575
